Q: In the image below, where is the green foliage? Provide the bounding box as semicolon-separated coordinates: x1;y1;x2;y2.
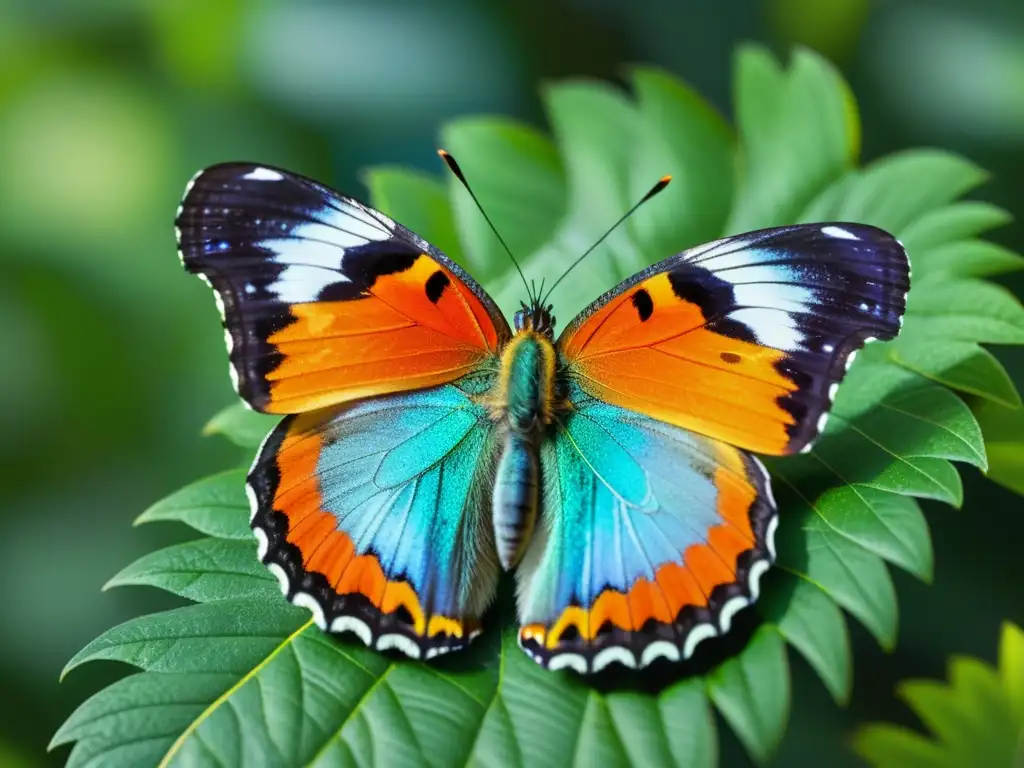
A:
53;46;1024;767
854;622;1024;768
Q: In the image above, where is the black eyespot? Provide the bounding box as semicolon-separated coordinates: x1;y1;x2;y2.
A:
720;352;741;364
425;270;450;303
559;624;581;643
631;289;654;322
392;604;415;627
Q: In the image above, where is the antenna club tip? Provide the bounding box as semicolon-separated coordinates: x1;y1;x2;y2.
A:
437;148;450;158
659;175;672;185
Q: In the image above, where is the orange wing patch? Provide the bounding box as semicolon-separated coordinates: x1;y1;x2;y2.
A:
177;162;511;414
264;255;504;413
561;272;799;455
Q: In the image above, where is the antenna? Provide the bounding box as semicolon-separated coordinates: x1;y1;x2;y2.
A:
438;149;532;303
541;175;672;306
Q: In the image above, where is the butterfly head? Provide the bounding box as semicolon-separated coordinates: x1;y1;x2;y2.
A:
514;301;556;338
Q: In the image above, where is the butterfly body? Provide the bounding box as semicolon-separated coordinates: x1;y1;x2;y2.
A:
485;325;556;568
177;163;910;674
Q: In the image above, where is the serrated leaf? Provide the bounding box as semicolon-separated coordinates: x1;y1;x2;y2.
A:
105;538;274;603
799;150;987;235
626;66;734;256
891;337;1022;408
203;402;277;449
56;49;1024;768
998;622;1024;725
729;46;858;232
853;725;950;768
898;201;1012;251
134;469;253;540
708;626;790;765
501;81;641;323
855;622;1024;768
974;401;1024;496
905;280;1024;344
911;240;1024;281
774;480;898;649
441;116;567;291
760;573;852;705
810;485;932;581
63;599;308;678
362;166;465;266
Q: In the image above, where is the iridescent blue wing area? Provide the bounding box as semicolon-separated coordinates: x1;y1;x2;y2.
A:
558;223;910;455
249;375;501;659
515;382;777;673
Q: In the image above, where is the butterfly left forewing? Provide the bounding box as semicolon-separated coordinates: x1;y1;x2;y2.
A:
558;223;910;455
177;163;510;413
515;382;777;673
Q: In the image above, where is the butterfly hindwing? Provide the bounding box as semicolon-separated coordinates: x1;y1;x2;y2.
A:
558;223;910;455
514;382;777;673
248;376;502;658
177;163;510;414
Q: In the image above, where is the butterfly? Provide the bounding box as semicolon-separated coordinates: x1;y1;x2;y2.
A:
176;159;909;674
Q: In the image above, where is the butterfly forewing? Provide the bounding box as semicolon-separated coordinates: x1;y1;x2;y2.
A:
177;163;510;414
558;223;910;455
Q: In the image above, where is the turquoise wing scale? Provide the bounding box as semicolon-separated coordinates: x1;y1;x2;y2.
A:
248;374;502;659
516;381;778;673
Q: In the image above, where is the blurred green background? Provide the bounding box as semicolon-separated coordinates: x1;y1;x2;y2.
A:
2;0;1022;766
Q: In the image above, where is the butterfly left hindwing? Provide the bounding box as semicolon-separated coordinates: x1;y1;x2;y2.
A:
248;378;502;658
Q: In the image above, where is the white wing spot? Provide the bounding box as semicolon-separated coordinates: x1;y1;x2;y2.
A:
682;623;717;659
548;653;588;674
244;167;285;181
267;562;290;596
376;633;421;659
718;595;749;633
640;641;680;667
330;616;373;646
822;225;859;240
592;646;637;672
293;591;327;629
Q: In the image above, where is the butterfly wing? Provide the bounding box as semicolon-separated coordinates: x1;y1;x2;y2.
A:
249;376;501;658
177;163;511;413
515;382;777;673
557;223;910;455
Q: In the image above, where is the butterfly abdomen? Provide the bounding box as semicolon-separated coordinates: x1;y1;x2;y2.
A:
488;330;556;570
492;432;539;570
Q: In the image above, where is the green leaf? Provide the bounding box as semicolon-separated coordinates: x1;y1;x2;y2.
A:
799;150;987;234
777;493;898;649
853;725;950;768
362;166;465;266
729;46;858;232
134;469;253;540
854;622;1024;768
626;66;734;255
999;622;1024;726
974;401;1024;496
105;538;274;603
898;201;1012;251
904;280;1024;345
202;402;276;449
440;116;567;291
910;240;1024;281
708;626;790;765
56;50;1024;768
891;337;1022;408
760;573;852;705
810;485;932;581
501;81;640;323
